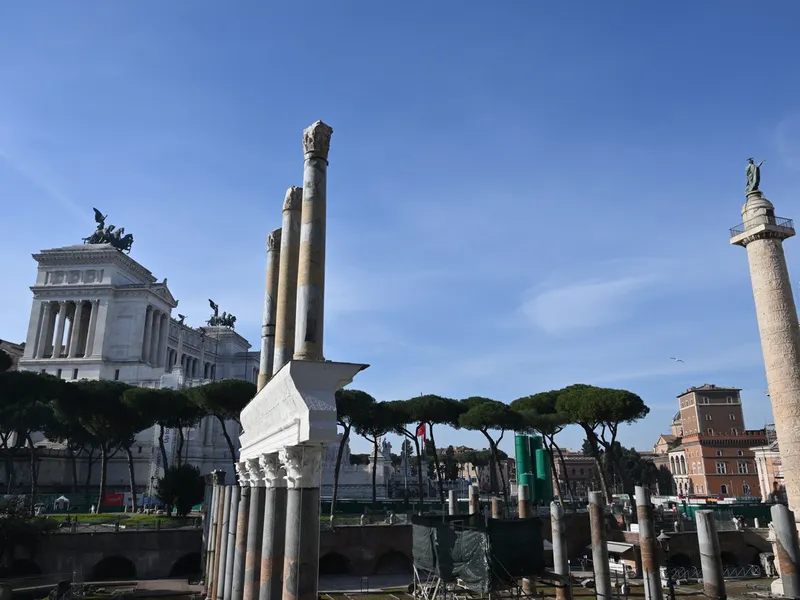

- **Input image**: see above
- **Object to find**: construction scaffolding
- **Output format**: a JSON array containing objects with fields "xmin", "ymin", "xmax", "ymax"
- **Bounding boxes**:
[{"xmin": 412, "ymin": 514, "xmax": 545, "ymax": 599}]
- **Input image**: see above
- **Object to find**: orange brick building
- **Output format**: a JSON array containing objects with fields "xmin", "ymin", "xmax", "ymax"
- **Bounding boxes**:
[{"xmin": 665, "ymin": 384, "xmax": 767, "ymax": 498}]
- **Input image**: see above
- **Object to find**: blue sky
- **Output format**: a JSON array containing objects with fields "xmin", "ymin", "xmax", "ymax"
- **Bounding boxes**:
[{"xmin": 2, "ymin": 2, "xmax": 800, "ymax": 457}]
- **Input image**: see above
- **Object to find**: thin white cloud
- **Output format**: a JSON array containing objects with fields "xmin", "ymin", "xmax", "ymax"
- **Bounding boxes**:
[{"xmin": 521, "ymin": 274, "xmax": 657, "ymax": 335}]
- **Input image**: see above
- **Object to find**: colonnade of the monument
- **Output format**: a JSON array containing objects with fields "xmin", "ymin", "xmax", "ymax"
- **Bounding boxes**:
[
  {"xmin": 33, "ymin": 299, "xmax": 101, "ymax": 359},
  {"xmin": 141, "ymin": 304, "xmax": 169, "ymax": 366}
]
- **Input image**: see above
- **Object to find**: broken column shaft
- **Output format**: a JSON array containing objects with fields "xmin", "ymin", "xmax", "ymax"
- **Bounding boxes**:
[
  {"xmin": 294, "ymin": 121, "xmax": 333, "ymax": 361},
  {"xmin": 550, "ymin": 502, "xmax": 571, "ymax": 600},
  {"xmin": 257, "ymin": 228, "xmax": 281, "ymax": 391},
  {"xmin": 272, "ymin": 187, "xmax": 302, "ymax": 374},
  {"xmin": 771, "ymin": 503, "xmax": 800, "ymax": 598},
  {"xmin": 696, "ymin": 510, "xmax": 726, "ymax": 600},
  {"xmin": 635, "ymin": 486, "xmax": 663, "ymax": 600},
  {"xmin": 588, "ymin": 491, "xmax": 612, "ymax": 600}
]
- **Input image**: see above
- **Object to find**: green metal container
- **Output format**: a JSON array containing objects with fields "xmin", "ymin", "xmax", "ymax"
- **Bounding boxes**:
[
  {"xmin": 527, "ymin": 436, "xmax": 542, "ymax": 502},
  {"xmin": 515, "ymin": 434, "xmax": 533, "ymax": 488},
  {"xmin": 535, "ymin": 448, "xmax": 553, "ymax": 504}
]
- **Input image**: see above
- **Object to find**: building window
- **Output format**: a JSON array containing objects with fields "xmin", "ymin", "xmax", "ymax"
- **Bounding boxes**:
[
  {"xmin": 692, "ymin": 463, "xmax": 697, "ymax": 474},
  {"xmin": 716, "ymin": 462, "xmax": 727, "ymax": 474},
  {"xmin": 702, "ymin": 397, "xmax": 710, "ymax": 404},
  {"xmin": 721, "ymin": 484, "xmax": 729, "ymax": 495},
  {"xmin": 738, "ymin": 462, "xmax": 749, "ymax": 474},
  {"xmin": 114, "ymin": 369, "xmax": 120, "ymax": 381},
  {"xmin": 138, "ymin": 446, "xmax": 142, "ymax": 454},
  {"xmin": 716, "ymin": 450, "xmax": 723, "ymax": 457},
  {"xmin": 40, "ymin": 369, "xmax": 46, "ymax": 374},
  {"xmin": 737, "ymin": 450, "xmax": 744, "ymax": 456},
  {"xmin": 729, "ymin": 414, "xmax": 736, "ymax": 421},
  {"xmin": 580, "ymin": 469, "xmax": 584, "ymax": 475},
  {"xmin": 697, "ymin": 462, "xmax": 703, "ymax": 473},
  {"xmin": 705, "ymin": 414, "xmax": 713, "ymax": 421},
  {"xmin": 72, "ymin": 368, "xmax": 78, "ymax": 380},
  {"xmin": 727, "ymin": 397, "xmax": 735, "ymax": 403},
  {"xmin": 731, "ymin": 428, "xmax": 738, "ymax": 435},
  {"xmin": 571, "ymin": 468, "xmax": 576, "ymax": 475},
  {"xmin": 56, "ymin": 368, "xmax": 62, "ymax": 378},
  {"xmin": 707, "ymin": 428, "xmax": 714, "ymax": 434}
]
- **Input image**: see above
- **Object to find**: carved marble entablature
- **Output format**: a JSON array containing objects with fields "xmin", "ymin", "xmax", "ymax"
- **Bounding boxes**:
[{"xmin": 45, "ymin": 269, "xmax": 104, "ymax": 285}]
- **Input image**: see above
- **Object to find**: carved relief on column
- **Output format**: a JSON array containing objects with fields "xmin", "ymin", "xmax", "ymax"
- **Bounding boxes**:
[
  {"xmin": 53, "ymin": 301, "xmax": 69, "ymax": 358},
  {"xmin": 35, "ymin": 301, "xmax": 53, "ymax": 359},
  {"xmin": 142, "ymin": 306, "xmax": 153, "ymax": 363},
  {"xmin": 279, "ymin": 445, "xmax": 324, "ymax": 489},
  {"xmin": 86, "ymin": 299, "xmax": 100, "ymax": 357},
  {"xmin": 260, "ymin": 453, "xmax": 286, "ymax": 489},
  {"xmin": 246, "ymin": 457, "xmax": 265, "ymax": 488},
  {"xmin": 67, "ymin": 301, "xmax": 85, "ymax": 358}
]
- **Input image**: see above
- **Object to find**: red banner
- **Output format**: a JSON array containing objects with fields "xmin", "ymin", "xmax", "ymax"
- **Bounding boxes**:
[{"xmin": 103, "ymin": 493, "xmax": 125, "ymax": 507}]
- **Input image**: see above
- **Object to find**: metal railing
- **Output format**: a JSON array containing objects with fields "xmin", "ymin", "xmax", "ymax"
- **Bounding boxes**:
[
  {"xmin": 45, "ymin": 517, "xmax": 201, "ymax": 533},
  {"xmin": 730, "ymin": 215, "xmax": 794, "ymax": 237},
  {"xmin": 664, "ymin": 564, "xmax": 761, "ymax": 580}
]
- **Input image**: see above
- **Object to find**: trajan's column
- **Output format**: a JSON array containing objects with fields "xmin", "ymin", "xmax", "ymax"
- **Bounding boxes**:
[{"xmin": 731, "ymin": 158, "xmax": 800, "ymax": 515}]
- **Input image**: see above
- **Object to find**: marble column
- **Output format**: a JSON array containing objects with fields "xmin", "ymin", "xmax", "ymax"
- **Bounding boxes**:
[
  {"xmin": 272, "ymin": 187, "xmax": 302, "ymax": 374},
  {"xmin": 204, "ymin": 480, "xmax": 218, "ymax": 585},
  {"xmin": 67, "ymin": 301, "xmax": 85, "ymax": 358},
  {"xmin": 280, "ymin": 444, "xmax": 324, "ymax": 600},
  {"xmin": 231, "ymin": 464, "xmax": 250, "ymax": 600},
  {"xmin": 64, "ymin": 304, "xmax": 75, "ymax": 358},
  {"xmin": 243, "ymin": 458, "xmax": 265, "ymax": 600},
  {"xmin": 206, "ymin": 470, "xmax": 226, "ymax": 590},
  {"xmin": 35, "ymin": 302, "xmax": 53, "ymax": 359},
  {"xmin": 223, "ymin": 485, "xmax": 241, "ymax": 600},
  {"xmin": 53, "ymin": 301, "xmax": 68, "ymax": 358},
  {"xmin": 213, "ymin": 485, "xmax": 233, "ymax": 600},
  {"xmin": 259, "ymin": 453, "xmax": 287, "ymax": 600},
  {"xmin": 294, "ymin": 121, "xmax": 333, "ymax": 362},
  {"xmin": 158, "ymin": 313, "xmax": 169, "ymax": 368},
  {"xmin": 86, "ymin": 299, "xmax": 99, "ymax": 357},
  {"xmin": 258, "ymin": 228, "xmax": 282, "ymax": 392},
  {"xmin": 199, "ymin": 335, "xmax": 207, "ymax": 377},
  {"xmin": 142, "ymin": 306, "xmax": 153, "ymax": 363},
  {"xmin": 150, "ymin": 311, "xmax": 162, "ymax": 366}
]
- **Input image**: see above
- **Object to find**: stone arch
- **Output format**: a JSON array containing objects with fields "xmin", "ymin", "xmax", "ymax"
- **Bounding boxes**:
[
  {"xmin": 91, "ymin": 555, "xmax": 137, "ymax": 581},
  {"xmin": 720, "ymin": 551, "xmax": 739, "ymax": 567},
  {"xmin": 666, "ymin": 553, "xmax": 695, "ymax": 568},
  {"xmin": 319, "ymin": 552, "xmax": 350, "ymax": 575},
  {"xmin": 9, "ymin": 558, "xmax": 42, "ymax": 577},
  {"xmin": 170, "ymin": 552, "xmax": 202, "ymax": 578},
  {"xmin": 373, "ymin": 550, "xmax": 412, "ymax": 575}
]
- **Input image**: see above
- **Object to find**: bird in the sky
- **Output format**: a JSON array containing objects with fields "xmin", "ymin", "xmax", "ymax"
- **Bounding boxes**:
[{"xmin": 670, "ymin": 357, "xmax": 684, "ymax": 363}]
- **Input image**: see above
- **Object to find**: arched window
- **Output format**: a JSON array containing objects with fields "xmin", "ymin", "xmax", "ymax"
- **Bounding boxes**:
[{"xmin": 720, "ymin": 484, "xmax": 729, "ymax": 496}]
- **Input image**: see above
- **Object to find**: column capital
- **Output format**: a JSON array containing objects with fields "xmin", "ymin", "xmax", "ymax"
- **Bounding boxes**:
[
  {"xmin": 245, "ymin": 457, "xmax": 264, "ymax": 488},
  {"xmin": 282, "ymin": 186, "xmax": 303, "ymax": 211},
  {"xmin": 279, "ymin": 444, "xmax": 324, "ymax": 489},
  {"xmin": 302, "ymin": 121, "xmax": 333, "ymax": 161},
  {"xmin": 212, "ymin": 470, "xmax": 227, "ymax": 485},
  {"xmin": 235, "ymin": 461, "xmax": 249, "ymax": 486},
  {"xmin": 267, "ymin": 228, "xmax": 282, "ymax": 251},
  {"xmin": 259, "ymin": 453, "xmax": 286, "ymax": 489}
]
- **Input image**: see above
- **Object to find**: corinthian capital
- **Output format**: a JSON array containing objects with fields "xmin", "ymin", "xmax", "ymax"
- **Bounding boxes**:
[
  {"xmin": 302, "ymin": 121, "xmax": 333, "ymax": 160},
  {"xmin": 282, "ymin": 186, "xmax": 303, "ymax": 211},
  {"xmin": 267, "ymin": 228, "xmax": 282, "ymax": 251},
  {"xmin": 259, "ymin": 453, "xmax": 286, "ymax": 489},
  {"xmin": 279, "ymin": 445, "xmax": 324, "ymax": 489},
  {"xmin": 235, "ymin": 461, "xmax": 250, "ymax": 486},
  {"xmin": 246, "ymin": 457, "xmax": 264, "ymax": 487}
]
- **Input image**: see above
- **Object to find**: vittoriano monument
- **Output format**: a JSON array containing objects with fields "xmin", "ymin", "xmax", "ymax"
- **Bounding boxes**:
[
  {"xmin": 82, "ymin": 207, "xmax": 134, "ymax": 253},
  {"xmin": 207, "ymin": 299, "xmax": 236, "ymax": 328}
]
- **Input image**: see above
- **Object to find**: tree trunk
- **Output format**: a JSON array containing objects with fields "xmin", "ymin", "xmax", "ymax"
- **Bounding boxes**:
[
  {"xmin": 480, "ymin": 431, "xmax": 499, "ymax": 495},
  {"xmin": 413, "ymin": 436, "xmax": 424, "ymax": 505},
  {"xmin": 543, "ymin": 438, "xmax": 563, "ymax": 503},
  {"xmin": 26, "ymin": 435, "xmax": 37, "ymax": 517},
  {"xmin": 70, "ymin": 448, "xmax": 79, "ymax": 493},
  {"xmin": 158, "ymin": 424, "xmax": 169, "ymax": 472},
  {"xmin": 215, "ymin": 415, "xmax": 237, "ymax": 472},
  {"xmin": 176, "ymin": 427, "xmax": 185, "ymax": 468},
  {"xmin": 371, "ymin": 437, "xmax": 378, "ymax": 507},
  {"xmin": 125, "ymin": 447, "xmax": 138, "ymax": 512},
  {"xmin": 428, "ymin": 425, "xmax": 445, "ymax": 504},
  {"xmin": 1, "ymin": 435, "xmax": 13, "ymax": 494},
  {"xmin": 584, "ymin": 430, "xmax": 611, "ymax": 502},
  {"xmin": 550, "ymin": 439, "xmax": 575, "ymax": 504},
  {"xmin": 84, "ymin": 448, "xmax": 98, "ymax": 495},
  {"xmin": 97, "ymin": 445, "xmax": 108, "ymax": 514},
  {"xmin": 331, "ymin": 425, "xmax": 350, "ymax": 519}
]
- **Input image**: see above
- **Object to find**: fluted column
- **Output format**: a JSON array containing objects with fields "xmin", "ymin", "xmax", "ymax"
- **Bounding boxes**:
[
  {"xmin": 86, "ymin": 299, "xmax": 99, "ymax": 358},
  {"xmin": 149, "ymin": 310, "xmax": 162, "ymax": 365},
  {"xmin": 293, "ymin": 121, "xmax": 333, "ymax": 361},
  {"xmin": 67, "ymin": 301, "xmax": 85, "ymax": 358},
  {"xmin": 272, "ymin": 187, "xmax": 302, "ymax": 374},
  {"xmin": 142, "ymin": 306, "xmax": 153, "ymax": 363},
  {"xmin": 224, "ymin": 484, "xmax": 241, "ymax": 600},
  {"xmin": 280, "ymin": 444, "xmax": 324, "ymax": 600},
  {"xmin": 35, "ymin": 302, "xmax": 53, "ymax": 359},
  {"xmin": 53, "ymin": 301, "xmax": 68, "ymax": 358},
  {"xmin": 258, "ymin": 228, "xmax": 282, "ymax": 392},
  {"xmin": 259, "ymin": 453, "xmax": 287, "ymax": 600},
  {"xmin": 243, "ymin": 458, "xmax": 265, "ymax": 600}
]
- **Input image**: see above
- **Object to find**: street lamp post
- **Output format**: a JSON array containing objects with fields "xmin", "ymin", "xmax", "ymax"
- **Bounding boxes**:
[{"xmin": 657, "ymin": 530, "xmax": 674, "ymax": 600}]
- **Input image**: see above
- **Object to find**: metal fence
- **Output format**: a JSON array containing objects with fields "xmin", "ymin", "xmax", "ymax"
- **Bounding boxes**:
[
  {"xmin": 44, "ymin": 517, "xmax": 201, "ymax": 533},
  {"xmin": 665, "ymin": 564, "xmax": 762, "ymax": 580}
]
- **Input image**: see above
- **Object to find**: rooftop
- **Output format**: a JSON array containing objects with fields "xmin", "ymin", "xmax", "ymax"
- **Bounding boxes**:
[{"xmin": 677, "ymin": 384, "xmax": 741, "ymax": 397}]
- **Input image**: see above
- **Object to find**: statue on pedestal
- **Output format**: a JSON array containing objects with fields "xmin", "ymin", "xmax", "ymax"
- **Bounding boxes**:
[
  {"xmin": 82, "ymin": 207, "xmax": 134, "ymax": 253},
  {"xmin": 746, "ymin": 158, "xmax": 766, "ymax": 194}
]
